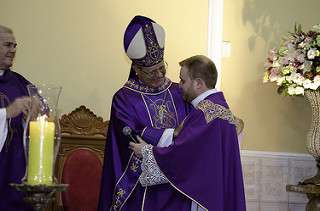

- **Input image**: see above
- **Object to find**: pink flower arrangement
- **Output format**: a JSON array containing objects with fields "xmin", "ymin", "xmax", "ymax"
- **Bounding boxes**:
[{"xmin": 263, "ymin": 24, "xmax": 320, "ymax": 95}]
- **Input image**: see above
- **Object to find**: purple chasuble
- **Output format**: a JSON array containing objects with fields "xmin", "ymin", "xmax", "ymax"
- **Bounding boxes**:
[
  {"xmin": 152, "ymin": 92, "xmax": 246, "ymax": 211},
  {"xmin": 0, "ymin": 70, "xmax": 33, "ymax": 211},
  {"xmin": 98, "ymin": 76, "xmax": 192, "ymax": 211}
]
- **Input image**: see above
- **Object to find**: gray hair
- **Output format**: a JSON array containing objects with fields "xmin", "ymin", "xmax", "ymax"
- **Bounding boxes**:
[{"xmin": 0, "ymin": 25, "xmax": 13, "ymax": 34}]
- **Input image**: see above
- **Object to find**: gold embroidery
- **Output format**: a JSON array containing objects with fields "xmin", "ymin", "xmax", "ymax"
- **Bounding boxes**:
[
  {"xmin": 152, "ymin": 104, "xmax": 176, "ymax": 128},
  {"xmin": 142, "ymin": 91, "xmax": 177, "ymax": 128},
  {"xmin": 112, "ymin": 188, "xmax": 126, "ymax": 210},
  {"xmin": 130, "ymin": 155, "xmax": 142, "ymax": 172},
  {"xmin": 111, "ymin": 153, "xmax": 141, "ymax": 211},
  {"xmin": 197, "ymin": 100, "xmax": 236, "ymax": 125},
  {"xmin": 117, "ymin": 188, "xmax": 126, "ymax": 197},
  {"xmin": 130, "ymin": 162, "xmax": 138, "ymax": 172},
  {"xmin": 158, "ymin": 104, "xmax": 167, "ymax": 124},
  {"xmin": 132, "ymin": 23, "xmax": 164, "ymax": 67},
  {"xmin": 124, "ymin": 78, "xmax": 171, "ymax": 94}
]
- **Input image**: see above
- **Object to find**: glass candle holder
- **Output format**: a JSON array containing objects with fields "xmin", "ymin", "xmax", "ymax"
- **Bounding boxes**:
[{"xmin": 23, "ymin": 84, "xmax": 62, "ymax": 185}]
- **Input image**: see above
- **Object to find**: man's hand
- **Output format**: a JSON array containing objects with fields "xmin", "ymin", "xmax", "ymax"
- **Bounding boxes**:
[
  {"xmin": 29, "ymin": 96, "xmax": 42, "ymax": 120},
  {"xmin": 129, "ymin": 136, "xmax": 147, "ymax": 158},
  {"xmin": 234, "ymin": 116, "xmax": 244, "ymax": 135},
  {"xmin": 173, "ymin": 119, "xmax": 185, "ymax": 138},
  {"xmin": 6, "ymin": 97, "xmax": 31, "ymax": 118}
]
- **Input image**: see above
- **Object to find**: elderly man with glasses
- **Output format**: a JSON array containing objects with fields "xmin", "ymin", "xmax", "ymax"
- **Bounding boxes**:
[
  {"xmin": 0, "ymin": 24, "xmax": 33, "ymax": 211},
  {"xmin": 98, "ymin": 16, "xmax": 192, "ymax": 211}
]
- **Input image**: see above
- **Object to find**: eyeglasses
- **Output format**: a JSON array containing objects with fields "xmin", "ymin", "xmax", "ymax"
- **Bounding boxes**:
[
  {"xmin": 136, "ymin": 62, "xmax": 168, "ymax": 79},
  {"xmin": 3, "ymin": 42, "xmax": 17, "ymax": 49}
]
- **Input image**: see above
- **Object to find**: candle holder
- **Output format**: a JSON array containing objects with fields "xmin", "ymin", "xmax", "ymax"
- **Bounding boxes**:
[
  {"xmin": 10, "ymin": 183, "xmax": 68, "ymax": 211},
  {"xmin": 23, "ymin": 84, "xmax": 62, "ymax": 185},
  {"xmin": 16, "ymin": 84, "xmax": 67, "ymax": 211}
]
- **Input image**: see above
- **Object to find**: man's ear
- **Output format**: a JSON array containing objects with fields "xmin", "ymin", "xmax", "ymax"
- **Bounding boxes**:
[{"xmin": 193, "ymin": 78, "xmax": 205, "ymax": 89}]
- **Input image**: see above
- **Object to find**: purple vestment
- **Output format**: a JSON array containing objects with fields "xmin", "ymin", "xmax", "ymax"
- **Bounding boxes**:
[
  {"xmin": 149, "ymin": 92, "xmax": 246, "ymax": 211},
  {"xmin": 98, "ymin": 75, "xmax": 192, "ymax": 211},
  {"xmin": 0, "ymin": 70, "xmax": 33, "ymax": 211}
]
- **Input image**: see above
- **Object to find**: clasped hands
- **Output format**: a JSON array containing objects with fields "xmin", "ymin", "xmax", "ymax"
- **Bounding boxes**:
[
  {"xmin": 129, "ymin": 136, "xmax": 147, "ymax": 158},
  {"xmin": 129, "ymin": 123, "xmax": 184, "ymax": 157}
]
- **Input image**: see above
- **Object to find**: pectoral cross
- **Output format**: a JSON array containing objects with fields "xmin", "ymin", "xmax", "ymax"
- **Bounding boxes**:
[{"xmin": 158, "ymin": 104, "xmax": 167, "ymax": 124}]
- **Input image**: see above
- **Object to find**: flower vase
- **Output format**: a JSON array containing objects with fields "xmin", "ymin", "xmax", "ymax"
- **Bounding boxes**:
[{"xmin": 303, "ymin": 90, "xmax": 320, "ymax": 184}]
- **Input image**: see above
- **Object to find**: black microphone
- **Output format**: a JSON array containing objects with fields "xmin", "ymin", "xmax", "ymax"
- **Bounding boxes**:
[{"xmin": 122, "ymin": 126, "xmax": 139, "ymax": 143}]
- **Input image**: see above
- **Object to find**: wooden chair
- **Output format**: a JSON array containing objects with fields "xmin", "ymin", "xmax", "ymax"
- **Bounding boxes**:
[{"xmin": 54, "ymin": 105, "xmax": 108, "ymax": 211}]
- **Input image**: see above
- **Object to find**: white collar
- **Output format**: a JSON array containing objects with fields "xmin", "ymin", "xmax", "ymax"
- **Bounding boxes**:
[
  {"xmin": 0, "ymin": 70, "xmax": 4, "ymax": 76},
  {"xmin": 191, "ymin": 89, "xmax": 219, "ymax": 108}
]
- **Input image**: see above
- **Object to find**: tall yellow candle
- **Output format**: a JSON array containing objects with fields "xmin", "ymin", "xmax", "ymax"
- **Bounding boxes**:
[{"xmin": 27, "ymin": 116, "xmax": 55, "ymax": 185}]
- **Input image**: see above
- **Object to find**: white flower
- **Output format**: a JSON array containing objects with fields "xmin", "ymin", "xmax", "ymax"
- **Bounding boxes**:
[
  {"xmin": 287, "ymin": 86, "xmax": 295, "ymax": 95},
  {"xmin": 310, "ymin": 83, "xmax": 319, "ymax": 90},
  {"xmin": 276, "ymin": 77, "xmax": 285, "ymax": 85},
  {"xmin": 285, "ymin": 75, "xmax": 293, "ymax": 83},
  {"xmin": 298, "ymin": 42, "xmax": 305, "ymax": 48},
  {"xmin": 303, "ymin": 78, "xmax": 320, "ymax": 90},
  {"xmin": 272, "ymin": 61, "xmax": 281, "ymax": 68},
  {"xmin": 288, "ymin": 85, "xmax": 304, "ymax": 95},
  {"xmin": 269, "ymin": 74, "xmax": 279, "ymax": 82},
  {"xmin": 310, "ymin": 75, "xmax": 320, "ymax": 90},
  {"xmin": 303, "ymin": 79, "xmax": 313, "ymax": 89},
  {"xmin": 291, "ymin": 72, "xmax": 304, "ymax": 85},
  {"xmin": 295, "ymin": 86, "xmax": 304, "ymax": 95},
  {"xmin": 297, "ymin": 64, "xmax": 304, "ymax": 70},
  {"xmin": 307, "ymin": 48, "xmax": 318, "ymax": 59},
  {"xmin": 263, "ymin": 24, "xmax": 320, "ymax": 96},
  {"xmin": 314, "ymin": 75, "xmax": 320, "ymax": 83}
]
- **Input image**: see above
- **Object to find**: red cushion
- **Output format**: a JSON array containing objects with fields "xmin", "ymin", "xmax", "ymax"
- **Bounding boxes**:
[{"xmin": 61, "ymin": 148, "xmax": 102, "ymax": 211}]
